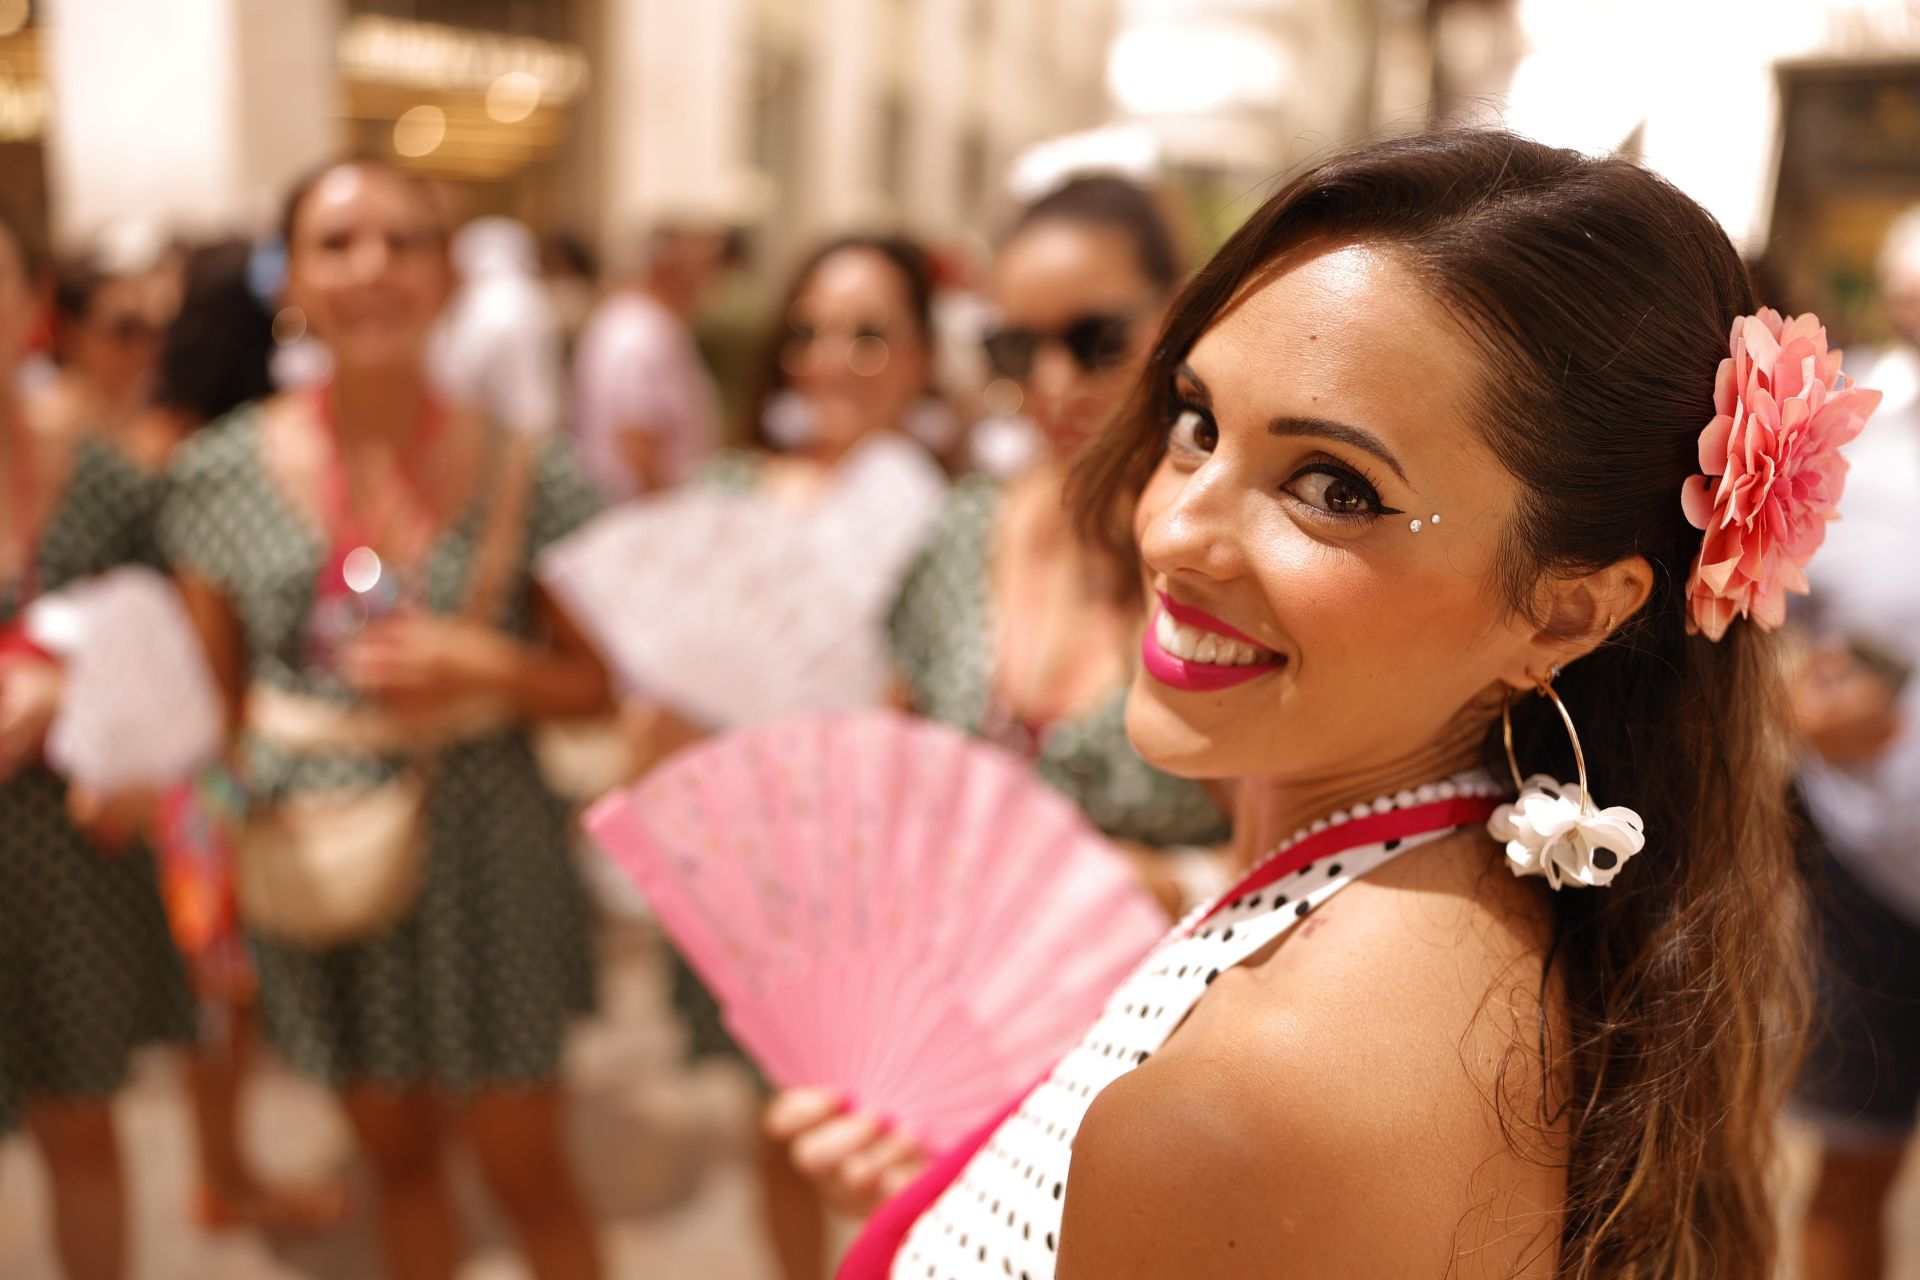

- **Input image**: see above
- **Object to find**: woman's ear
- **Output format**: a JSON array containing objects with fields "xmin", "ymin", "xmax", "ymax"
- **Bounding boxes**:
[{"xmin": 1499, "ymin": 555, "xmax": 1655, "ymax": 690}]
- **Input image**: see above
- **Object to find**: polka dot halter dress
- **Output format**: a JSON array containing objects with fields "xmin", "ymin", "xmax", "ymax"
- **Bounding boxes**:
[{"xmin": 883, "ymin": 772, "xmax": 1506, "ymax": 1280}]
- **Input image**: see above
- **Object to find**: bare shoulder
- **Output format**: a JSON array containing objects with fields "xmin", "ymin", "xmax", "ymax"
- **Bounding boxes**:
[{"xmin": 1058, "ymin": 831, "xmax": 1565, "ymax": 1280}]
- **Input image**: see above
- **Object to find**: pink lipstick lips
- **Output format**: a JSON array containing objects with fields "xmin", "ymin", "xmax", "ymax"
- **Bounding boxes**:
[
  {"xmin": 1142, "ymin": 591, "xmax": 1286, "ymax": 692},
  {"xmin": 1156, "ymin": 592, "xmax": 1266, "ymax": 648}
]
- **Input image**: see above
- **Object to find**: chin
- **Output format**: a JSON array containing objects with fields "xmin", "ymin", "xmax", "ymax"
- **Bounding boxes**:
[
  {"xmin": 1122, "ymin": 673, "xmax": 1243, "ymax": 780},
  {"xmin": 335, "ymin": 339, "xmax": 426, "ymax": 372}
]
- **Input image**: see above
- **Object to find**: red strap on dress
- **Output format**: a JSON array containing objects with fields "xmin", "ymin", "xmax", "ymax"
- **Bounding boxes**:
[{"xmin": 1185, "ymin": 795, "xmax": 1499, "ymax": 934}]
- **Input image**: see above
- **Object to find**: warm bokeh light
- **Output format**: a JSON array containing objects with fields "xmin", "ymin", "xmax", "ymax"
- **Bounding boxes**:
[
  {"xmin": 982, "ymin": 378, "xmax": 1024, "ymax": 417},
  {"xmin": 485, "ymin": 70, "xmax": 541, "ymax": 124},
  {"xmin": 391, "ymin": 103, "xmax": 446, "ymax": 158}
]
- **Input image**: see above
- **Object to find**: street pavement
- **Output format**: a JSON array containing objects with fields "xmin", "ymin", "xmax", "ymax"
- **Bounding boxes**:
[
  {"xmin": 3, "ymin": 911, "xmax": 1918, "ymax": 1279},
  {"xmin": 0, "ymin": 913, "xmax": 783, "ymax": 1280}
]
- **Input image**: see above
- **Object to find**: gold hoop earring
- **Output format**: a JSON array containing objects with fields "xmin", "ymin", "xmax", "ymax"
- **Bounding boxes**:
[
  {"xmin": 1501, "ymin": 670, "xmax": 1591, "ymax": 817},
  {"xmin": 1490, "ymin": 669, "xmax": 1645, "ymax": 890}
]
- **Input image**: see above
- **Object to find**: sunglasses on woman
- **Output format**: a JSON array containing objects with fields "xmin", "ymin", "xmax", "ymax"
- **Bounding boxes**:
[{"xmin": 982, "ymin": 309, "xmax": 1142, "ymax": 381}]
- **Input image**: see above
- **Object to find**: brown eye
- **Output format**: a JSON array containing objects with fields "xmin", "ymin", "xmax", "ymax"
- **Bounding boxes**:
[
  {"xmin": 1169, "ymin": 408, "xmax": 1216, "ymax": 454},
  {"xmin": 1285, "ymin": 466, "xmax": 1384, "ymax": 518},
  {"xmin": 1325, "ymin": 478, "xmax": 1367, "ymax": 512}
]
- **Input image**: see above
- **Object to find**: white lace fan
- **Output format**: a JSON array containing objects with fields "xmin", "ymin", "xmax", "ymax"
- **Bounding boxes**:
[
  {"xmin": 585, "ymin": 709, "xmax": 1170, "ymax": 1150},
  {"xmin": 26, "ymin": 567, "xmax": 226, "ymax": 792},
  {"xmin": 538, "ymin": 436, "xmax": 946, "ymax": 730}
]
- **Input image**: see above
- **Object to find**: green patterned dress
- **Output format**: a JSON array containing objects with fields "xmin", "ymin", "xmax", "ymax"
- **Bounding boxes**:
[
  {"xmin": 887, "ymin": 476, "xmax": 1230, "ymax": 848},
  {"xmin": 159, "ymin": 409, "xmax": 603, "ymax": 1094},
  {"xmin": 0, "ymin": 440, "xmax": 196, "ymax": 1134}
]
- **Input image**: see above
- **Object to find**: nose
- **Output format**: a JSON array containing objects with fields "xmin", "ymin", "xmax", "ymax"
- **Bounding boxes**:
[
  {"xmin": 800, "ymin": 332, "xmax": 853, "ymax": 384},
  {"xmin": 1024, "ymin": 342, "xmax": 1082, "ymax": 423},
  {"xmin": 347, "ymin": 233, "xmax": 394, "ymax": 285},
  {"xmin": 1138, "ymin": 454, "xmax": 1246, "ymax": 585}
]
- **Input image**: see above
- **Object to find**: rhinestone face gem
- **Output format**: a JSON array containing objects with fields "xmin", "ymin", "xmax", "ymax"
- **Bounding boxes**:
[
  {"xmin": 1409, "ymin": 518, "xmax": 1423, "ymax": 533},
  {"xmin": 1431, "ymin": 513, "xmax": 1442, "ymax": 524}
]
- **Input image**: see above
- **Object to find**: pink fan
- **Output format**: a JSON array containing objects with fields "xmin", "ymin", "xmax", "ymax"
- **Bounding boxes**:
[{"xmin": 585, "ymin": 709, "xmax": 1170, "ymax": 1150}]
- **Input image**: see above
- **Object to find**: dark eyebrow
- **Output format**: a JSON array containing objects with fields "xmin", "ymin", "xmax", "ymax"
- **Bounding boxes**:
[
  {"xmin": 1173, "ymin": 361, "xmax": 1212, "ymax": 406},
  {"xmin": 1268, "ymin": 416, "xmax": 1409, "ymax": 485},
  {"xmin": 1175, "ymin": 361, "xmax": 1409, "ymax": 485}
]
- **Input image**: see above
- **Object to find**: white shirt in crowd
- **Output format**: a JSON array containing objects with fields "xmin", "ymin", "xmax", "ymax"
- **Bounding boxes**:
[
  {"xmin": 572, "ymin": 290, "xmax": 720, "ymax": 500},
  {"xmin": 433, "ymin": 217, "xmax": 566, "ymax": 437}
]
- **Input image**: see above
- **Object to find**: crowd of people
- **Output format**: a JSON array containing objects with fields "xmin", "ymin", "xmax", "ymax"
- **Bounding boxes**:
[{"xmin": 1, "ymin": 126, "xmax": 1917, "ymax": 1280}]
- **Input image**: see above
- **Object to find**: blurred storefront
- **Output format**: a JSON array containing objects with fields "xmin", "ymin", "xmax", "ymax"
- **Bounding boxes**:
[
  {"xmin": 14, "ymin": 0, "xmax": 1119, "ymax": 282},
  {"xmin": 0, "ymin": 1, "xmax": 50, "ymax": 251},
  {"xmin": 13, "ymin": 0, "xmax": 1916, "ymax": 314},
  {"xmin": 1771, "ymin": 56, "xmax": 1920, "ymax": 345},
  {"xmin": 568, "ymin": 0, "xmax": 1121, "ymax": 272},
  {"xmin": 1486, "ymin": 0, "xmax": 1920, "ymax": 340},
  {"xmin": 335, "ymin": 3, "xmax": 591, "ymax": 230}
]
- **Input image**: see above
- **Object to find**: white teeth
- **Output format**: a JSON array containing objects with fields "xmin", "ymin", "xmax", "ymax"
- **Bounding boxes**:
[
  {"xmin": 1153, "ymin": 609, "xmax": 1175, "ymax": 648},
  {"xmin": 1155, "ymin": 610, "xmax": 1278, "ymax": 667}
]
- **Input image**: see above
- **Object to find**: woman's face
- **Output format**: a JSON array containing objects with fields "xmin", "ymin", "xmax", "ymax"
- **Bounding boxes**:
[
  {"xmin": 68, "ymin": 272, "xmax": 167, "ymax": 401},
  {"xmin": 1129, "ymin": 243, "xmax": 1543, "ymax": 784},
  {"xmin": 781, "ymin": 248, "xmax": 930, "ymax": 451},
  {"xmin": 285, "ymin": 165, "xmax": 450, "ymax": 374},
  {"xmin": 989, "ymin": 219, "xmax": 1164, "ymax": 457}
]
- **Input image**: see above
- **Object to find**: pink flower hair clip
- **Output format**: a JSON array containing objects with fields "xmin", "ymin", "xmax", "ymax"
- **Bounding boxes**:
[{"xmin": 1680, "ymin": 309, "xmax": 1882, "ymax": 641}]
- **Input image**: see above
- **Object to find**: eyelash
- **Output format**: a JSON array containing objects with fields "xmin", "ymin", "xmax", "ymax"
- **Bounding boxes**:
[{"xmin": 1163, "ymin": 399, "xmax": 1401, "ymax": 521}]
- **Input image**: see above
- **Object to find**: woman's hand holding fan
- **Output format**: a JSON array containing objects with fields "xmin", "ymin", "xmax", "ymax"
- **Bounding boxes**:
[
  {"xmin": 585, "ymin": 709, "xmax": 1172, "ymax": 1152},
  {"xmin": 765, "ymin": 1087, "xmax": 929, "ymax": 1216}
]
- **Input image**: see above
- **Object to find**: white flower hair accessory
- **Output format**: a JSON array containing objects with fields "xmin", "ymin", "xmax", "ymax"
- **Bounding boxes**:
[{"xmin": 1489, "ymin": 673, "xmax": 1646, "ymax": 891}]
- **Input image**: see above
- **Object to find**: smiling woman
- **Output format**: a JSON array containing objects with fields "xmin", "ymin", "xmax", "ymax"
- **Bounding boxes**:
[
  {"xmin": 1064, "ymin": 127, "xmax": 1826, "ymax": 1278},
  {"xmin": 784, "ymin": 127, "xmax": 1864, "ymax": 1280},
  {"xmin": 161, "ymin": 158, "xmax": 612, "ymax": 1280}
]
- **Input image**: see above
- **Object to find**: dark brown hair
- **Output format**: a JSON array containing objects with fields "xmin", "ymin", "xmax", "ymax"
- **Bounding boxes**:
[
  {"xmin": 741, "ymin": 234, "xmax": 937, "ymax": 452},
  {"xmin": 278, "ymin": 157, "xmax": 447, "ymax": 249},
  {"xmin": 1008, "ymin": 175, "xmax": 1184, "ymax": 292},
  {"xmin": 1075, "ymin": 128, "xmax": 1803, "ymax": 1277},
  {"xmin": 0, "ymin": 204, "xmax": 37, "ymax": 283},
  {"xmin": 154, "ymin": 238, "xmax": 274, "ymax": 425}
]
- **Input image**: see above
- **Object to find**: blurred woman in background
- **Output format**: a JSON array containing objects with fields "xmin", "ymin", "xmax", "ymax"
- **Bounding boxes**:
[
  {"xmin": 0, "ymin": 208, "xmax": 197, "ymax": 1280},
  {"xmin": 727, "ymin": 234, "xmax": 947, "ymax": 499},
  {"xmin": 161, "ymin": 159, "xmax": 611, "ymax": 1280},
  {"xmin": 651, "ymin": 233, "xmax": 949, "ymax": 1280},
  {"xmin": 38, "ymin": 239, "xmax": 172, "ymax": 440},
  {"xmin": 888, "ymin": 177, "xmax": 1230, "ymax": 912}
]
